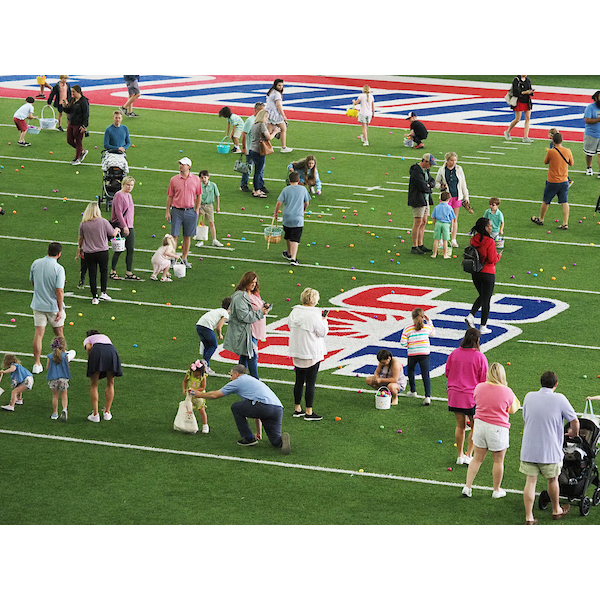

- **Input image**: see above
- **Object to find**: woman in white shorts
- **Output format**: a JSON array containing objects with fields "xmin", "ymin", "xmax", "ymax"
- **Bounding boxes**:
[
  {"xmin": 265, "ymin": 79, "xmax": 292, "ymax": 153},
  {"xmin": 352, "ymin": 85, "xmax": 375, "ymax": 146},
  {"xmin": 462, "ymin": 362, "xmax": 520, "ymax": 499}
]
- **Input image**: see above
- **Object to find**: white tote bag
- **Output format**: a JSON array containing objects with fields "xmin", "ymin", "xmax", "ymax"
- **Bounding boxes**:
[{"xmin": 173, "ymin": 397, "xmax": 199, "ymax": 433}]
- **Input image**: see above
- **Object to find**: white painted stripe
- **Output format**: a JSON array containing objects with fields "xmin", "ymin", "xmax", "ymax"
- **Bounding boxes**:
[
  {"xmin": 0, "ymin": 428, "xmax": 520, "ymax": 494},
  {"xmin": 518, "ymin": 340, "xmax": 600, "ymax": 351},
  {"xmin": 490, "ymin": 146, "xmax": 517, "ymax": 150},
  {"xmin": 0, "ymin": 324, "xmax": 16, "ymax": 328},
  {"xmin": 462, "ymin": 155, "xmax": 490, "ymax": 160},
  {"xmin": 6, "ymin": 312, "xmax": 33, "ymax": 318},
  {"xmin": 477, "ymin": 151, "xmax": 505, "ymax": 155},
  {"xmin": 354, "ymin": 193, "xmax": 384, "ymax": 197}
]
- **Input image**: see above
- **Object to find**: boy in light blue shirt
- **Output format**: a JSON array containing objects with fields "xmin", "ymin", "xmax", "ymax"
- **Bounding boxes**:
[{"xmin": 430, "ymin": 191, "xmax": 456, "ymax": 259}]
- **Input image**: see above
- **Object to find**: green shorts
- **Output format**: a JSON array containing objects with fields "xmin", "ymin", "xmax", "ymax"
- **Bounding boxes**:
[{"xmin": 433, "ymin": 221, "xmax": 451, "ymax": 241}]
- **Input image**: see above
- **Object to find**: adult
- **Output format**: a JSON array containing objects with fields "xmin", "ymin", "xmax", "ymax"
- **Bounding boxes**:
[
  {"xmin": 248, "ymin": 277, "xmax": 267, "ymax": 376},
  {"xmin": 464, "ymin": 218, "xmax": 501, "ymax": 334},
  {"xmin": 78, "ymin": 202, "xmax": 120, "ymax": 305},
  {"xmin": 583, "ymin": 90, "xmax": 600, "ymax": 177},
  {"xmin": 435, "ymin": 152, "xmax": 472, "ymax": 248},
  {"xmin": 405, "ymin": 111, "xmax": 428, "ymax": 149},
  {"xmin": 273, "ymin": 171, "xmax": 311, "ymax": 266},
  {"xmin": 365, "ymin": 349, "xmax": 407, "ymax": 406},
  {"xmin": 265, "ymin": 78, "xmax": 292, "ymax": 153},
  {"xmin": 189, "ymin": 364, "xmax": 291, "ymax": 453},
  {"xmin": 104, "ymin": 110, "xmax": 131, "ymax": 155},
  {"xmin": 504, "ymin": 75, "xmax": 534, "ymax": 143},
  {"xmin": 61, "ymin": 84, "xmax": 89, "ymax": 166},
  {"xmin": 120, "ymin": 76, "xmax": 140, "ymax": 117},
  {"xmin": 248, "ymin": 109, "xmax": 280, "ymax": 198},
  {"xmin": 288, "ymin": 287, "xmax": 329, "ymax": 420},
  {"xmin": 239, "ymin": 101, "xmax": 264, "ymax": 193},
  {"xmin": 352, "ymin": 84, "xmax": 375, "ymax": 146},
  {"xmin": 165, "ymin": 157, "xmax": 202, "ymax": 268},
  {"xmin": 109, "ymin": 176, "xmax": 140, "ymax": 280},
  {"xmin": 223, "ymin": 272, "xmax": 271, "ymax": 379},
  {"xmin": 531, "ymin": 132, "xmax": 573, "ymax": 229},
  {"xmin": 83, "ymin": 329, "xmax": 122, "ymax": 422},
  {"xmin": 445, "ymin": 328, "xmax": 488, "ymax": 466},
  {"xmin": 520, "ymin": 371, "xmax": 579, "ymax": 524},
  {"xmin": 47, "ymin": 75, "xmax": 71, "ymax": 132},
  {"xmin": 30, "ymin": 242, "xmax": 66, "ymax": 374},
  {"xmin": 287, "ymin": 155, "xmax": 322, "ymax": 195},
  {"xmin": 462, "ymin": 362, "xmax": 520, "ymax": 499},
  {"xmin": 407, "ymin": 153, "xmax": 436, "ymax": 254}
]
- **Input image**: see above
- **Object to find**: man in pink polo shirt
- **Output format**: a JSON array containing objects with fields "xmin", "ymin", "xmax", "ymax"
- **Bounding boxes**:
[{"xmin": 166, "ymin": 157, "xmax": 202, "ymax": 268}]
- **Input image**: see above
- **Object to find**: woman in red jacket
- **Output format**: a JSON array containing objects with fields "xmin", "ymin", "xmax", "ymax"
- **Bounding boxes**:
[{"xmin": 464, "ymin": 218, "xmax": 502, "ymax": 334}]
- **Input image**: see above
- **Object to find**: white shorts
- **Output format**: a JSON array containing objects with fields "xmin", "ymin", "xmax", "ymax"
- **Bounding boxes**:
[
  {"xmin": 358, "ymin": 114, "xmax": 372, "ymax": 124},
  {"xmin": 16, "ymin": 376, "xmax": 34, "ymax": 390},
  {"xmin": 472, "ymin": 418, "xmax": 510, "ymax": 452},
  {"xmin": 33, "ymin": 309, "xmax": 65, "ymax": 328}
]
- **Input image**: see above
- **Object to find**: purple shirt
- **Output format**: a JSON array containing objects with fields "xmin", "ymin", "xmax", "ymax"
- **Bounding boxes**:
[
  {"xmin": 110, "ymin": 190, "xmax": 134, "ymax": 229},
  {"xmin": 445, "ymin": 347, "xmax": 488, "ymax": 410},
  {"xmin": 79, "ymin": 218, "xmax": 116, "ymax": 253}
]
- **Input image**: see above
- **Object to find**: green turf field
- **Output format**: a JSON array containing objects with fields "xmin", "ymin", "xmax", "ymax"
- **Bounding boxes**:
[{"xmin": 1, "ymin": 83, "xmax": 600, "ymax": 527}]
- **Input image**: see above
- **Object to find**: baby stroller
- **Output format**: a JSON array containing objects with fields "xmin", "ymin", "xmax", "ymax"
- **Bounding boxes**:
[
  {"xmin": 538, "ymin": 412, "xmax": 600, "ymax": 516},
  {"xmin": 99, "ymin": 150, "xmax": 129, "ymax": 212}
]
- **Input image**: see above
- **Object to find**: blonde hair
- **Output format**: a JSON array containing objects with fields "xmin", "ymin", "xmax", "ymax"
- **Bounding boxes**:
[
  {"xmin": 255, "ymin": 109, "xmax": 268, "ymax": 123},
  {"xmin": 162, "ymin": 234, "xmax": 175, "ymax": 249},
  {"xmin": 548, "ymin": 127, "xmax": 559, "ymax": 137},
  {"xmin": 81, "ymin": 202, "xmax": 101, "ymax": 222},
  {"xmin": 412, "ymin": 308, "xmax": 425, "ymax": 331},
  {"xmin": 121, "ymin": 176, "xmax": 135, "ymax": 186},
  {"xmin": 300, "ymin": 287, "xmax": 320, "ymax": 306},
  {"xmin": 444, "ymin": 151, "xmax": 458, "ymax": 163},
  {"xmin": 487, "ymin": 362, "xmax": 507, "ymax": 386},
  {"xmin": 489, "ymin": 197, "xmax": 501, "ymax": 206},
  {"xmin": 362, "ymin": 85, "xmax": 371, "ymax": 94},
  {"xmin": 51, "ymin": 336, "xmax": 67, "ymax": 364}
]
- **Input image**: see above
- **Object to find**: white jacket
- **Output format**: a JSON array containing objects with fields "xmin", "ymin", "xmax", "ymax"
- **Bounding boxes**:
[
  {"xmin": 434, "ymin": 164, "xmax": 469, "ymax": 202},
  {"xmin": 287, "ymin": 305, "xmax": 328, "ymax": 361}
]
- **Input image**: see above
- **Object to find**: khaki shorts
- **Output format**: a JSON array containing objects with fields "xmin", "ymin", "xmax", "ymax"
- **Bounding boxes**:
[
  {"xmin": 33, "ymin": 309, "xmax": 65, "ymax": 328},
  {"xmin": 199, "ymin": 204, "xmax": 215, "ymax": 223},
  {"xmin": 519, "ymin": 460, "xmax": 562, "ymax": 479},
  {"xmin": 411, "ymin": 205, "xmax": 430, "ymax": 219}
]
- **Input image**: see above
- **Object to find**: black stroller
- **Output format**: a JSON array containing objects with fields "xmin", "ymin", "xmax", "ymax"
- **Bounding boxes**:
[
  {"xmin": 538, "ymin": 412, "xmax": 600, "ymax": 516},
  {"xmin": 99, "ymin": 150, "xmax": 128, "ymax": 212}
]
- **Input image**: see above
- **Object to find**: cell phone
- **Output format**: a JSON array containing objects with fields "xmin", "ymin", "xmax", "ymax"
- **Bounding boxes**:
[
  {"xmin": 264, "ymin": 303, "xmax": 272, "ymax": 310},
  {"xmin": 322, "ymin": 310, "xmax": 329, "ymax": 317}
]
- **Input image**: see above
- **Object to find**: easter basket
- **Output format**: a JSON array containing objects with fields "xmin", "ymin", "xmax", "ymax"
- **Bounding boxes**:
[
  {"xmin": 27, "ymin": 125, "xmax": 41, "ymax": 134},
  {"xmin": 264, "ymin": 225, "xmax": 283, "ymax": 244},
  {"xmin": 195, "ymin": 225, "xmax": 209, "ymax": 241},
  {"xmin": 346, "ymin": 107, "xmax": 358, "ymax": 118},
  {"xmin": 495, "ymin": 236, "xmax": 505, "ymax": 250},
  {"xmin": 39, "ymin": 104, "xmax": 58, "ymax": 130},
  {"xmin": 375, "ymin": 386, "xmax": 392, "ymax": 410},
  {"xmin": 173, "ymin": 259, "xmax": 187, "ymax": 278},
  {"xmin": 217, "ymin": 136, "xmax": 231, "ymax": 154},
  {"xmin": 173, "ymin": 397, "xmax": 199, "ymax": 433},
  {"xmin": 111, "ymin": 234, "xmax": 126, "ymax": 252}
]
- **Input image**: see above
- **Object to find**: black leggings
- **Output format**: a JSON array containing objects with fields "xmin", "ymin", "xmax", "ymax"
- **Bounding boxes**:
[
  {"xmin": 470, "ymin": 272, "xmax": 495, "ymax": 325},
  {"xmin": 111, "ymin": 228, "xmax": 135, "ymax": 272},
  {"xmin": 293, "ymin": 361, "xmax": 320, "ymax": 408},
  {"xmin": 84, "ymin": 250, "xmax": 109, "ymax": 298}
]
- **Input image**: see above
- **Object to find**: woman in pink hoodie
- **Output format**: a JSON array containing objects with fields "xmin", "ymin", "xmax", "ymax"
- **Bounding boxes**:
[{"xmin": 464, "ymin": 218, "xmax": 502, "ymax": 334}]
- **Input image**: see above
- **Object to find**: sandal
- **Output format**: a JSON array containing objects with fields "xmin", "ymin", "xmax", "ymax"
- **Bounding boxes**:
[
  {"xmin": 252, "ymin": 191, "xmax": 267, "ymax": 198},
  {"xmin": 558, "ymin": 224, "xmax": 569, "ymax": 230},
  {"xmin": 531, "ymin": 216, "xmax": 543, "ymax": 225},
  {"xmin": 109, "ymin": 271, "xmax": 120, "ymax": 279},
  {"xmin": 125, "ymin": 273, "xmax": 141, "ymax": 280}
]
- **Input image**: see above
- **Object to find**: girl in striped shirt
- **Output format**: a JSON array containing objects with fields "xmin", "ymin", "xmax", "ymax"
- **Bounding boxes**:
[{"xmin": 400, "ymin": 308, "xmax": 435, "ymax": 406}]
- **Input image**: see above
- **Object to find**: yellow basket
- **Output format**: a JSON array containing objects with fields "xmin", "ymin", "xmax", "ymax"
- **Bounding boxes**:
[{"xmin": 346, "ymin": 107, "xmax": 359, "ymax": 117}]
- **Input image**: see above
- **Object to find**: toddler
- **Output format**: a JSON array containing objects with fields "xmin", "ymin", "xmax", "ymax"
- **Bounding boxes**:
[
  {"xmin": 196, "ymin": 170, "xmax": 223, "ymax": 247},
  {"xmin": 196, "ymin": 297, "xmax": 231, "ymax": 374},
  {"xmin": 13, "ymin": 97, "xmax": 39, "ymax": 147},
  {"xmin": 431, "ymin": 191, "xmax": 456, "ymax": 259},
  {"xmin": 218, "ymin": 106, "xmax": 244, "ymax": 153},
  {"xmin": 184, "ymin": 359, "xmax": 209, "ymax": 433},
  {"xmin": 0, "ymin": 354, "xmax": 34, "ymax": 411},
  {"xmin": 151, "ymin": 234, "xmax": 180, "ymax": 281},
  {"xmin": 483, "ymin": 197, "xmax": 505, "ymax": 249},
  {"xmin": 46, "ymin": 336, "xmax": 76, "ymax": 421},
  {"xmin": 36, "ymin": 75, "xmax": 52, "ymax": 98}
]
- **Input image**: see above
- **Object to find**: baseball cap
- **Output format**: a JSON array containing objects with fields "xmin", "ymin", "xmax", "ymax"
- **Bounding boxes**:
[
  {"xmin": 422, "ymin": 153, "xmax": 436, "ymax": 165},
  {"xmin": 179, "ymin": 157, "xmax": 192, "ymax": 166},
  {"xmin": 406, "ymin": 111, "xmax": 417, "ymax": 119}
]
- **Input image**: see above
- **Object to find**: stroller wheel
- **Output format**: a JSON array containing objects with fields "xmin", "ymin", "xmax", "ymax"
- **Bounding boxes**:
[
  {"xmin": 592, "ymin": 487, "xmax": 600, "ymax": 507},
  {"xmin": 580, "ymin": 496, "xmax": 591, "ymax": 516},
  {"xmin": 538, "ymin": 490, "xmax": 550, "ymax": 510}
]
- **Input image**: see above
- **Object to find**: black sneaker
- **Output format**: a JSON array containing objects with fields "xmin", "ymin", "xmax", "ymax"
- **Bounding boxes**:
[
  {"xmin": 80, "ymin": 149, "xmax": 89, "ymax": 162},
  {"xmin": 127, "ymin": 112, "xmax": 140, "ymax": 118},
  {"xmin": 419, "ymin": 245, "xmax": 432, "ymax": 253},
  {"xmin": 290, "ymin": 259, "xmax": 299, "ymax": 266},
  {"xmin": 304, "ymin": 412, "xmax": 323, "ymax": 421},
  {"xmin": 293, "ymin": 410, "xmax": 306, "ymax": 417},
  {"xmin": 411, "ymin": 247, "xmax": 424, "ymax": 255},
  {"xmin": 282, "ymin": 251, "xmax": 291, "ymax": 260},
  {"xmin": 237, "ymin": 436, "xmax": 259, "ymax": 446},
  {"xmin": 240, "ymin": 185, "xmax": 251, "ymax": 192},
  {"xmin": 77, "ymin": 281, "xmax": 85, "ymax": 289},
  {"xmin": 281, "ymin": 432, "xmax": 291, "ymax": 454}
]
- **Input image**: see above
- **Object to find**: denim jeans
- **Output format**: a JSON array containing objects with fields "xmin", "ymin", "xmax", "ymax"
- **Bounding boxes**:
[
  {"xmin": 196, "ymin": 324, "xmax": 218, "ymax": 364},
  {"xmin": 239, "ymin": 337, "xmax": 259, "ymax": 379},
  {"xmin": 407, "ymin": 354, "xmax": 431, "ymax": 397},
  {"xmin": 231, "ymin": 399, "xmax": 283, "ymax": 447},
  {"xmin": 249, "ymin": 149, "xmax": 265, "ymax": 191}
]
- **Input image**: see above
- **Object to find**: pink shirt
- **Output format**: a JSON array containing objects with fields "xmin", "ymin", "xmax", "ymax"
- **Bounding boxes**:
[
  {"xmin": 79, "ymin": 218, "xmax": 116, "ymax": 253},
  {"xmin": 445, "ymin": 347, "xmax": 488, "ymax": 410},
  {"xmin": 83, "ymin": 333, "xmax": 112, "ymax": 348},
  {"xmin": 473, "ymin": 382, "xmax": 517, "ymax": 428},
  {"xmin": 167, "ymin": 173, "xmax": 202, "ymax": 209},
  {"xmin": 249, "ymin": 292, "xmax": 267, "ymax": 341},
  {"xmin": 111, "ymin": 190, "xmax": 134, "ymax": 229}
]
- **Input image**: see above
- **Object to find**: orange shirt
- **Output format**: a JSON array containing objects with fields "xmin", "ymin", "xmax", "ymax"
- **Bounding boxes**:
[{"xmin": 545, "ymin": 146, "xmax": 573, "ymax": 183}]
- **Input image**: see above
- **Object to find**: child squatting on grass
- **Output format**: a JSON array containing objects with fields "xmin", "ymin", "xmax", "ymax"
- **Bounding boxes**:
[
  {"xmin": 0, "ymin": 354, "xmax": 34, "ymax": 411},
  {"xmin": 151, "ymin": 234, "xmax": 180, "ymax": 282},
  {"xmin": 365, "ymin": 349, "xmax": 407, "ymax": 405},
  {"xmin": 46, "ymin": 336, "xmax": 76, "ymax": 421}
]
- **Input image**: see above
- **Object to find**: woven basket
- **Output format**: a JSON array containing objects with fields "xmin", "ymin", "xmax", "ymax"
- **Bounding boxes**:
[{"xmin": 264, "ymin": 225, "xmax": 283, "ymax": 244}]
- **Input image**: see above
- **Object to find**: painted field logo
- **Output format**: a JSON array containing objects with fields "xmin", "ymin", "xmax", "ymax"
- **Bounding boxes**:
[{"xmin": 213, "ymin": 284, "xmax": 569, "ymax": 379}]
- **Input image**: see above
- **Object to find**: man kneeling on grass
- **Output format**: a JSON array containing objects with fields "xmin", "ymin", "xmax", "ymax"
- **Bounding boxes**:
[{"xmin": 189, "ymin": 364, "xmax": 291, "ymax": 454}]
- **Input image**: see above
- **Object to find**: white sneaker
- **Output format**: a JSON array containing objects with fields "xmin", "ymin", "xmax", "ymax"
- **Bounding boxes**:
[
  {"xmin": 422, "ymin": 397, "xmax": 431, "ymax": 406},
  {"xmin": 503, "ymin": 130, "xmax": 511, "ymax": 141},
  {"xmin": 195, "ymin": 241, "xmax": 204, "ymax": 247},
  {"xmin": 87, "ymin": 413, "xmax": 100, "ymax": 423},
  {"xmin": 280, "ymin": 147, "xmax": 293, "ymax": 153},
  {"xmin": 103, "ymin": 409, "xmax": 112, "ymax": 421},
  {"xmin": 201, "ymin": 424, "xmax": 210, "ymax": 434},
  {"xmin": 462, "ymin": 486, "xmax": 472, "ymax": 498},
  {"xmin": 206, "ymin": 366, "xmax": 216, "ymax": 376},
  {"xmin": 406, "ymin": 391, "xmax": 418, "ymax": 398},
  {"xmin": 465, "ymin": 314, "xmax": 475, "ymax": 328},
  {"xmin": 99, "ymin": 292, "xmax": 111, "ymax": 301},
  {"xmin": 32, "ymin": 363, "xmax": 44, "ymax": 374},
  {"xmin": 480, "ymin": 325, "xmax": 491, "ymax": 334},
  {"xmin": 212, "ymin": 239, "xmax": 224, "ymax": 247},
  {"xmin": 51, "ymin": 412, "xmax": 59, "ymax": 420},
  {"xmin": 462, "ymin": 455, "xmax": 473, "ymax": 465},
  {"xmin": 492, "ymin": 489, "xmax": 507, "ymax": 499},
  {"xmin": 586, "ymin": 168, "xmax": 593, "ymax": 176},
  {"xmin": 363, "ymin": 141, "xmax": 369, "ymax": 146},
  {"xmin": 67, "ymin": 350, "xmax": 76, "ymax": 361},
  {"xmin": 60, "ymin": 409, "xmax": 68, "ymax": 422},
  {"xmin": 92, "ymin": 297, "xmax": 100, "ymax": 305},
  {"xmin": 451, "ymin": 239, "xmax": 459, "ymax": 248},
  {"xmin": 523, "ymin": 137, "xmax": 534, "ymax": 143},
  {"xmin": 1, "ymin": 404, "xmax": 15, "ymax": 411}
]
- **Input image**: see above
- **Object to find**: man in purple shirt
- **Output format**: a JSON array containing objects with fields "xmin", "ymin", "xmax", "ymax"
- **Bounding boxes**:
[{"xmin": 520, "ymin": 371, "xmax": 579, "ymax": 524}]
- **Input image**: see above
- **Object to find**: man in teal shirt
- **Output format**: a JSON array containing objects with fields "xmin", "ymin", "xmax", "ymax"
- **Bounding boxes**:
[{"xmin": 104, "ymin": 111, "xmax": 131, "ymax": 155}]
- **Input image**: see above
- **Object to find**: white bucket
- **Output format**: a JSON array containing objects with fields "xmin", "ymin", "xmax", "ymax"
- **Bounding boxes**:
[
  {"xmin": 111, "ymin": 235, "xmax": 126, "ymax": 252},
  {"xmin": 173, "ymin": 260, "xmax": 186, "ymax": 278},
  {"xmin": 0, "ymin": 387, "xmax": 4, "ymax": 397},
  {"xmin": 195, "ymin": 225, "xmax": 209, "ymax": 241},
  {"xmin": 375, "ymin": 387, "xmax": 392, "ymax": 410},
  {"xmin": 39, "ymin": 105, "xmax": 58, "ymax": 130}
]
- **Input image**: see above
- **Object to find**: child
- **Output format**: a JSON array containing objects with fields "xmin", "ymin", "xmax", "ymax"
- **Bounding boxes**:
[
  {"xmin": 196, "ymin": 170, "xmax": 223, "ymax": 247},
  {"xmin": 400, "ymin": 308, "xmax": 435, "ymax": 406},
  {"xmin": 184, "ymin": 359, "xmax": 209, "ymax": 433},
  {"xmin": 196, "ymin": 297, "xmax": 231, "ymax": 374},
  {"xmin": 431, "ymin": 191, "xmax": 456, "ymax": 259},
  {"xmin": 483, "ymin": 197, "xmax": 505, "ymax": 248},
  {"xmin": 352, "ymin": 85, "xmax": 375, "ymax": 146},
  {"xmin": 287, "ymin": 156, "xmax": 322, "ymax": 195},
  {"xmin": 218, "ymin": 106, "xmax": 244, "ymax": 153},
  {"xmin": 405, "ymin": 111, "xmax": 428, "ymax": 149},
  {"xmin": 151, "ymin": 234, "xmax": 180, "ymax": 281},
  {"xmin": 365, "ymin": 349, "xmax": 407, "ymax": 405},
  {"xmin": 13, "ymin": 97, "xmax": 38, "ymax": 147},
  {"xmin": 47, "ymin": 75, "xmax": 71, "ymax": 131},
  {"xmin": 36, "ymin": 75, "xmax": 52, "ymax": 98},
  {"xmin": 0, "ymin": 354, "xmax": 34, "ymax": 412},
  {"xmin": 548, "ymin": 127, "xmax": 573, "ymax": 187},
  {"xmin": 46, "ymin": 336, "xmax": 76, "ymax": 421}
]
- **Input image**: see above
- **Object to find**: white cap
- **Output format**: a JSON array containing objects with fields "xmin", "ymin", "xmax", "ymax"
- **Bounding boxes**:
[{"xmin": 179, "ymin": 157, "xmax": 192, "ymax": 166}]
